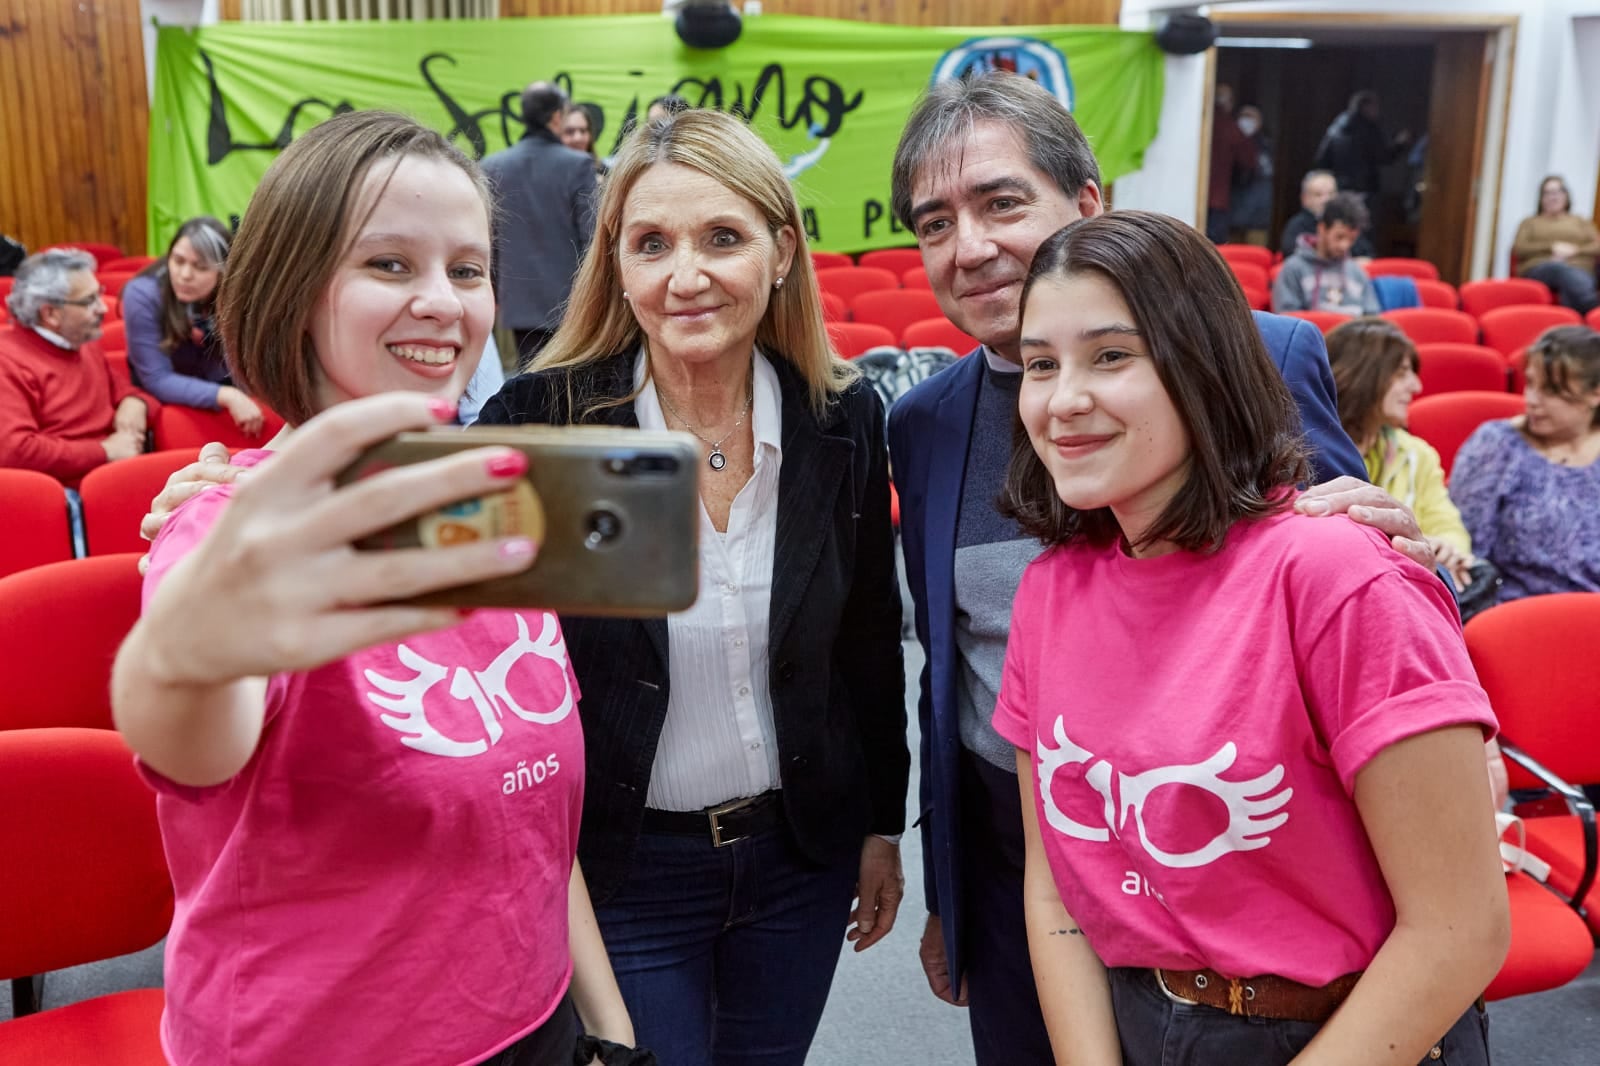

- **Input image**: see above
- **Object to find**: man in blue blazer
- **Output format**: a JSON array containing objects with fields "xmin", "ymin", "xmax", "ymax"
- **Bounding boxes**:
[{"xmin": 886, "ymin": 73, "xmax": 1433, "ymax": 1064}]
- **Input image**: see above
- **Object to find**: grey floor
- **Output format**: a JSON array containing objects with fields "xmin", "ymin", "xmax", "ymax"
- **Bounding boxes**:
[{"xmin": 8, "ymin": 640, "xmax": 1599, "ymax": 1062}]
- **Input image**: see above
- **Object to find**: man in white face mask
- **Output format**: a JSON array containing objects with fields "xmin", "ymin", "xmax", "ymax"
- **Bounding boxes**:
[{"xmin": 1231, "ymin": 105, "xmax": 1274, "ymax": 245}]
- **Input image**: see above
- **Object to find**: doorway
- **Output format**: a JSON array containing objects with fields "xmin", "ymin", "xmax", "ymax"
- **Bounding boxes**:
[{"xmin": 1207, "ymin": 16, "xmax": 1511, "ymax": 284}]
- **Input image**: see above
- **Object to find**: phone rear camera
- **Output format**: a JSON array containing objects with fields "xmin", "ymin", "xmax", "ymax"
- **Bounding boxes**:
[
  {"xmin": 585, "ymin": 509, "xmax": 624, "ymax": 549},
  {"xmin": 635, "ymin": 454, "xmax": 680, "ymax": 475}
]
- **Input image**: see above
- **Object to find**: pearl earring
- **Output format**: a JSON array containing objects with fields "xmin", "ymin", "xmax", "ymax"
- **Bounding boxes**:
[{"xmin": 774, "ymin": 277, "xmax": 785, "ymax": 291}]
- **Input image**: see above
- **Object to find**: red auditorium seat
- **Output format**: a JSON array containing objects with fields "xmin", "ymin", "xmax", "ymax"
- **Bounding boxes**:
[
  {"xmin": 819, "ymin": 290, "xmax": 847, "ymax": 323},
  {"xmin": 1412, "ymin": 278, "xmax": 1459, "ymax": 310},
  {"xmin": 1226, "ymin": 261, "xmax": 1269, "ymax": 292},
  {"xmin": 0, "ymin": 554, "xmax": 143, "ymax": 731},
  {"xmin": 79, "ymin": 449, "xmax": 200, "ymax": 556},
  {"xmin": 1458, "ymin": 278, "xmax": 1552, "ymax": 319},
  {"xmin": 827, "ymin": 321, "xmax": 896, "ymax": 359},
  {"xmin": 1587, "ymin": 307, "xmax": 1600, "ymax": 330},
  {"xmin": 902, "ymin": 318, "xmax": 979, "ymax": 355},
  {"xmin": 98, "ymin": 256, "xmax": 158, "ymax": 274},
  {"xmin": 1508, "ymin": 348, "xmax": 1528, "ymax": 393},
  {"xmin": 0, "ymin": 471, "xmax": 73, "ymax": 580},
  {"xmin": 97, "ymin": 271, "xmax": 140, "ymax": 298},
  {"xmin": 1365, "ymin": 257, "xmax": 1440, "ymax": 280},
  {"xmin": 1241, "ymin": 286, "xmax": 1270, "ymax": 311},
  {"xmin": 1466, "ymin": 594, "xmax": 1600, "ymax": 937},
  {"xmin": 858, "ymin": 248, "xmax": 924, "ymax": 276},
  {"xmin": 40, "ymin": 242, "xmax": 124, "ymax": 269},
  {"xmin": 1217, "ymin": 244, "xmax": 1272, "ymax": 269},
  {"xmin": 1414, "ymin": 343, "xmax": 1509, "ymax": 395},
  {"xmin": 1486, "ymin": 871, "xmax": 1595, "ymax": 1000},
  {"xmin": 1381, "ymin": 308, "xmax": 1479, "ymax": 346},
  {"xmin": 1406, "ymin": 391, "xmax": 1524, "ymax": 478},
  {"xmin": 810, "ymin": 251, "xmax": 852, "ymax": 272},
  {"xmin": 1477, "ymin": 305, "xmax": 1583, "ymax": 358},
  {"xmin": 851, "ymin": 289, "xmax": 944, "ymax": 346},
  {"xmin": 0, "ymin": 729, "xmax": 170, "ymax": 1063},
  {"xmin": 815, "ymin": 267, "xmax": 899, "ymax": 306},
  {"xmin": 99, "ymin": 320, "xmax": 127, "ymax": 354},
  {"xmin": 1282, "ymin": 310, "xmax": 1354, "ymax": 336},
  {"xmin": 155, "ymin": 403, "xmax": 284, "ymax": 452},
  {"xmin": 902, "ymin": 267, "xmax": 931, "ymax": 290}
]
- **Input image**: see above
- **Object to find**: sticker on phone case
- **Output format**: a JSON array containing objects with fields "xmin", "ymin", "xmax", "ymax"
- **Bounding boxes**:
[{"xmin": 418, "ymin": 481, "xmax": 545, "ymax": 549}]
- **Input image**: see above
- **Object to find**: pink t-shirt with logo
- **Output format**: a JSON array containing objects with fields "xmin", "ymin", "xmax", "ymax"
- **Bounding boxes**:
[
  {"xmin": 139, "ymin": 451, "xmax": 584, "ymax": 1066},
  {"xmin": 992, "ymin": 509, "xmax": 1495, "ymax": 985}
]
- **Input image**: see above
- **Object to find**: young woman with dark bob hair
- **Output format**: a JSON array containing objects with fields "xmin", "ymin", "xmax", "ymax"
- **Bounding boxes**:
[{"xmin": 993, "ymin": 210, "xmax": 1508, "ymax": 1066}]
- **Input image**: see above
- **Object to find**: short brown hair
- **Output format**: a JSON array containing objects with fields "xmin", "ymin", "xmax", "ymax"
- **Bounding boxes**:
[
  {"xmin": 220, "ymin": 111, "xmax": 488, "ymax": 426},
  {"xmin": 1528, "ymin": 324, "xmax": 1600, "ymax": 426},
  {"xmin": 1326, "ymin": 317, "xmax": 1419, "ymax": 444},
  {"xmin": 1001, "ymin": 211, "xmax": 1308, "ymax": 551}
]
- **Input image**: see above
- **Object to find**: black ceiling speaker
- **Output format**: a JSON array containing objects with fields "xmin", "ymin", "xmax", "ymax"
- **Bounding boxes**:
[
  {"xmin": 1155, "ymin": 14, "xmax": 1217, "ymax": 55},
  {"xmin": 676, "ymin": 0, "xmax": 743, "ymax": 50}
]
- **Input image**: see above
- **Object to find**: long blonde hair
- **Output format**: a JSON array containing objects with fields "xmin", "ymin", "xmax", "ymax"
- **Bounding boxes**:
[{"xmin": 532, "ymin": 108, "xmax": 854, "ymax": 419}]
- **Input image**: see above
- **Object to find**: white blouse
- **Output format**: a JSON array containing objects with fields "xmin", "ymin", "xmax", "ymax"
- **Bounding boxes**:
[{"xmin": 636, "ymin": 350, "xmax": 783, "ymax": 811}]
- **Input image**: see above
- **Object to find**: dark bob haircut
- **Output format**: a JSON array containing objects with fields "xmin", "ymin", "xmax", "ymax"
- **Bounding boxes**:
[{"xmin": 1000, "ymin": 210, "xmax": 1309, "ymax": 552}]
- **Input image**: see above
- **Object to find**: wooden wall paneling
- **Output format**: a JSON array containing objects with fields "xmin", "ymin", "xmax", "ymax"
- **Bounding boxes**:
[
  {"xmin": 0, "ymin": 0, "xmax": 149, "ymax": 255},
  {"xmin": 1417, "ymin": 33, "xmax": 1491, "ymax": 285}
]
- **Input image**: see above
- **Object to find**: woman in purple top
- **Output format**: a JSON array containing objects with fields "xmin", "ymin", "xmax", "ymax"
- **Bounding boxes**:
[
  {"xmin": 1451, "ymin": 325, "xmax": 1600, "ymax": 606},
  {"xmin": 123, "ymin": 216, "xmax": 265, "ymax": 434}
]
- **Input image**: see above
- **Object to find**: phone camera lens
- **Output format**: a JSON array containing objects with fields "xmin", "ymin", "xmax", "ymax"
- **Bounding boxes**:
[
  {"xmin": 637, "ymin": 454, "xmax": 680, "ymax": 475},
  {"xmin": 585, "ymin": 509, "xmax": 623, "ymax": 549}
]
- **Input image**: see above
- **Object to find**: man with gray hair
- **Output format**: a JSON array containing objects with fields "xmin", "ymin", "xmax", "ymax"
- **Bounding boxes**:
[
  {"xmin": 481, "ymin": 80, "xmax": 598, "ymax": 361},
  {"xmin": 886, "ymin": 72, "xmax": 1423, "ymax": 1063},
  {"xmin": 1, "ymin": 248, "xmax": 153, "ymax": 483}
]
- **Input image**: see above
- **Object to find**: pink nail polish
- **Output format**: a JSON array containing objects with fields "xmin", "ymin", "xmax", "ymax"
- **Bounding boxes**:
[
  {"xmin": 499, "ymin": 537, "xmax": 536, "ymax": 562},
  {"xmin": 485, "ymin": 451, "xmax": 527, "ymax": 478},
  {"xmin": 427, "ymin": 398, "xmax": 456, "ymax": 421}
]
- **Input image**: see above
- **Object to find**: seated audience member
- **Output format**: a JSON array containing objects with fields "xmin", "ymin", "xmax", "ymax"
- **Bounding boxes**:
[
  {"xmin": 1326, "ymin": 318, "xmax": 1475, "ymax": 588},
  {"xmin": 123, "ymin": 216, "xmax": 265, "ymax": 434},
  {"xmin": 0, "ymin": 248, "xmax": 153, "ymax": 483},
  {"xmin": 1452, "ymin": 325, "xmax": 1600, "ymax": 607},
  {"xmin": 1279, "ymin": 170, "xmax": 1375, "ymax": 260},
  {"xmin": 997, "ymin": 210, "xmax": 1504, "ymax": 1066},
  {"xmin": 1272, "ymin": 192, "xmax": 1380, "ymax": 317},
  {"xmin": 112, "ymin": 110, "xmax": 637, "ymax": 1066},
  {"xmin": 645, "ymin": 93, "xmax": 689, "ymax": 124},
  {"xmin": 1512, "ymin": 176, "xmax": 1599, "ymax": 314}
]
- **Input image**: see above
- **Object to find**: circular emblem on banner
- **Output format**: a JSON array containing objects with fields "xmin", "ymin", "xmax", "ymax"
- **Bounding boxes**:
[{"xmin": 930, "ymin": 37, "xmax": 1075, "ymax": 111}]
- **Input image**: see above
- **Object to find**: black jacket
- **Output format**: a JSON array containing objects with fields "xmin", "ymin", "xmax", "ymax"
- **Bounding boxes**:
[
  {"xmin": 477, "ymin": 354, "xmax": 908, "ymax": 900},
  {"xmin": 1279, "ymin": 209, "xmax": 1376, "ymax": 260}
]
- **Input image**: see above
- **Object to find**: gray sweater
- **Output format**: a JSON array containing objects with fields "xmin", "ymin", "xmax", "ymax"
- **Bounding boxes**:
[{"xmin": 1271, "ymin": 243, "xmax": 1380, "ymax": 316}]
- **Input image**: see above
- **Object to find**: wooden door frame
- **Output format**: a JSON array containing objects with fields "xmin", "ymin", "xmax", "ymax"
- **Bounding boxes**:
[{"xmin": 1206, "ymin": 10, "xmax": 1518, "ymax": 277}]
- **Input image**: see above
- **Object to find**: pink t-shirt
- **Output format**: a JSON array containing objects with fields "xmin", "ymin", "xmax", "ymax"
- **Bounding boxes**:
[
  {"xmin": 992, "ymin": 509, "xmax": 1495, "ymax": 985},
  {"xmin": 139, "ymin": 451, "xmax": 584, "ymax": 1066}
]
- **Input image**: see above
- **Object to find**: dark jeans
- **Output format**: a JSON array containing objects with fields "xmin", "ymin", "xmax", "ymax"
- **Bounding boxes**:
[
  {"xmin": 1107, "ymin": 968, "xmax": 1491, "ymax": 1065},
  {"xmin": 478, "ymin": 994, "xmax": 578, "ymax": 1066},
  {"xmin": 959, "ymin": 751, "xmax": 1054, "ymax": 1065},
  {"xmin": 1525, "ymin": 260, "xmax": 1600, "ymax": 315},
  {"xmin": 593, "ymin": 826, "xmax": 856, "ymax": 1066}
]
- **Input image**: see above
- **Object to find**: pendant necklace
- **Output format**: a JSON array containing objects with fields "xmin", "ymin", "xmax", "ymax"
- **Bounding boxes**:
[{"xmin": 657, "ymin": 378, "xmax": 753, "ymax": 471}]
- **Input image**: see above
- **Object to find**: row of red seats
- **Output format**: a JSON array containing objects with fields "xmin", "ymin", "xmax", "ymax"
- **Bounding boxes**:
[{"xmin": 1289, "ymin": 305, "xmax": 1592, "ymax": 356}]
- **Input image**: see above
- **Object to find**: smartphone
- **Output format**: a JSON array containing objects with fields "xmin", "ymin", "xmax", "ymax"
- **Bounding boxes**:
[{"xmin": 338, "ymin": 426, "xmax": 701, "ymax": 616}]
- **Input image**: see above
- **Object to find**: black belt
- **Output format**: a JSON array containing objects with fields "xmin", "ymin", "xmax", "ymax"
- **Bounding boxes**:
[{"xmin": 641, "ymin": 791, "xmax": 783, "ymax": 847}]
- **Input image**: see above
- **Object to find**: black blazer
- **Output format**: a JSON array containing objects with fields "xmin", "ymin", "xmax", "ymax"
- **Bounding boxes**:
[{"xmin": 477, "ymin": 353, "xmax": 908, "ymax": 901}]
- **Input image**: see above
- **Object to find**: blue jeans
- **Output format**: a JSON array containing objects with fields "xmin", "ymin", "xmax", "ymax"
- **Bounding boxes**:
[
  {"xmin": 593, "ymin": 827, "xmax": 857, "ymax": 1066},
  {"xmin": 1107, "ymin": 967, "xmax": 1490, "ymax": 1065}
]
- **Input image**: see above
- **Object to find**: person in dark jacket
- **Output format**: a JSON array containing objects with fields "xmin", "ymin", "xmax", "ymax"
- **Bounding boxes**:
[
  {"xmin": 1279, "ymin": 169, "xmax": 1376, "ymax": 260},
  {"xmin": 1313, "ymin": 90, "xmax": 1411, "ymax": 204},
  {"xmin": 480, "ymin": 82, "xmax": 598, "ymax": 361}
]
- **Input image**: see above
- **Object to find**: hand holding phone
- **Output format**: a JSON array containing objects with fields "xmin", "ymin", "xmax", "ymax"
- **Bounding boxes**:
[{"xmin": 338, "ymin": 425, "xmax": 702, "ymax": 616}]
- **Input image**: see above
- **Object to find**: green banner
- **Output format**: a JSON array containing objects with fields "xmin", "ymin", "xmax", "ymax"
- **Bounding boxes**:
[{"xmin": 149, "ymin": 16, "xmax": 1164, "ymax": 254}]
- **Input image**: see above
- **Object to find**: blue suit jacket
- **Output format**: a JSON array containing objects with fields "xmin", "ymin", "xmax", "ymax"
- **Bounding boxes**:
[{"xmin": 886, "ymin": 310, "xmax": 1365, "ymax": 985}]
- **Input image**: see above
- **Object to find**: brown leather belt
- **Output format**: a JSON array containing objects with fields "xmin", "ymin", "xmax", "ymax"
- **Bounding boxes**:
[{"xmin": 1154, "ymin": 967, "xmax": 1362, "ymax": 1024}]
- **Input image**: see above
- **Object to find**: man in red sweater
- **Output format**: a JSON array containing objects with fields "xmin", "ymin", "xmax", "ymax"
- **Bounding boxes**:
[{"xmin": 0, "ymin": 249, "xmax": 156, "ymax": 484}]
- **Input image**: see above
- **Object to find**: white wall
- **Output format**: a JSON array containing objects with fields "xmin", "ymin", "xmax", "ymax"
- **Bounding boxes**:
[
  {"xmin": 1115, "ymin": 0, "xmax": 1600, "ymax": 278},
  {"xmin": 140, "ymin": 0, "xmax": 220, "ymax": 99}
]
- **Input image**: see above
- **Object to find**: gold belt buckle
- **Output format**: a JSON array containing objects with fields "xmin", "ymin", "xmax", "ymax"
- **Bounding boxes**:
[{"xmin": 707, "ymin": 796, "xmax": 753, "ymax": 848}]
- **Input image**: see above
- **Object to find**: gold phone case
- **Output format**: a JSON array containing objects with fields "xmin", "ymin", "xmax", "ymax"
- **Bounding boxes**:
[{"xmin": 338, "ymin": 426, "xmax": 701, "ymax": 616}]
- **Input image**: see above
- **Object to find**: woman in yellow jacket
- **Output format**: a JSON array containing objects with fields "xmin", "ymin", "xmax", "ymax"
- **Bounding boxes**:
[{"xmin": 1327, "ymin": 318, "xmax": 1476, "ymax": 588}]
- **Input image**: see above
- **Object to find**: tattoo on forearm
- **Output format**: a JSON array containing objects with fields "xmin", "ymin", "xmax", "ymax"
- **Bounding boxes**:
[{"xmin": 1049, "ymin": 927, "xmax": 1082, "ymax": 936}]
